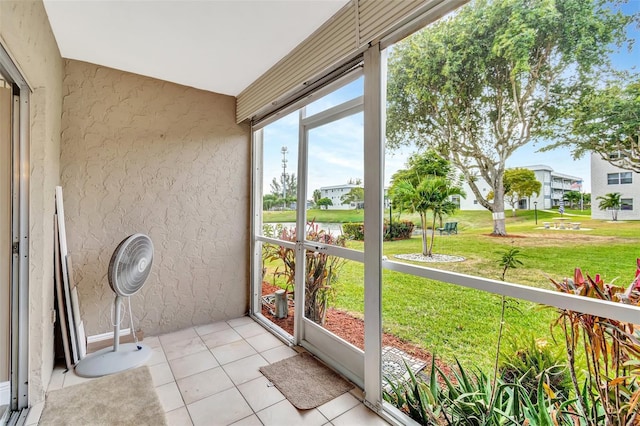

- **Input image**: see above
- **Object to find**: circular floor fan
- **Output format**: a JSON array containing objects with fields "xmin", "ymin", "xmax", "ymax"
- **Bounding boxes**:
[{"xmin": 75, "ymin": 234, "xmax": 154, "ymax": 377}]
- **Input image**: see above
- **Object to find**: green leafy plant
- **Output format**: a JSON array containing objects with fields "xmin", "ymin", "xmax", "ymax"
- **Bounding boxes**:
[
  {"xmin": 499, "ymin": 334, "xmax": 571, "ymax": 403},
  {"xmin": 342, "ymin": 221, "xmax": 414, "ymax": 241},
  {"xmin": 549, "ymin": 261, "xmax": 640, "ymax": 425},
  {"xmin": 385, "ymin": 359, "xmax": 583, "ymax": 425},
  {"xmin": 383, "ymin": 359, "xmax": 443, "ymax": 425},
  {"xmin": 262, "ymin": 221, "xmax": 346, "ymax": 325},
  {"xmin": 488, "ymin": 247, "xmax": 525, "ymax": 417}
]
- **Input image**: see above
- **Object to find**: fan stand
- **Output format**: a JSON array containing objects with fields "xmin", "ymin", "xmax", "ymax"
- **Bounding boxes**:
[{"xmin": 75, "ymin": 295, "xmax": 152, "ymax": 378}]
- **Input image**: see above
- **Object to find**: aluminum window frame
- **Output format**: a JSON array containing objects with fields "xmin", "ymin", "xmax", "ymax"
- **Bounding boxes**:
[{"xmin": 0, "ymin": 41, "xmax": 30, "ymax": 417}]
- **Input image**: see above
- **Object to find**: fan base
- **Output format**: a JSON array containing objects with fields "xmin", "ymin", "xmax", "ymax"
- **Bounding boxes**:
[{"xmin": 74, "ymin": 343, "xmax": 152, "ymax": 378}]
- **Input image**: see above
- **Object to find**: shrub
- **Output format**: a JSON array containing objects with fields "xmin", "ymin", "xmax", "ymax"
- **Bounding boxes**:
[
  {"xmin": 341, "ymin": 221, "xmax": 414, "ymax": 241},
  {"xmin": 262, "ymin": 221, "xmax": 347, "ymax": 325},
  {"xmin": 384, "ymin": 358, "xmax": 582, "ymax": 425},
  {"xmin": 550, "ymin": 263, "xmax": 640, "ymax": 425},
  {"xmin": 342, "ymin": 223, "xmax": 365, "ymax": 240},
  {"xmin": 499, "ymin": 334, "xmax": 571, "ymax": 402}
]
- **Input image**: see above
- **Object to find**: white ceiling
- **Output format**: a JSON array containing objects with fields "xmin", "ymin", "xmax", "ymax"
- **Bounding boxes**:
[{"xmin": 43, "ymin": 0, "xmax": 349, "ymax": 97}]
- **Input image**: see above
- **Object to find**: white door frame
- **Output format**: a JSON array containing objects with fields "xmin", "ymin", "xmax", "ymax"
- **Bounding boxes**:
[
  {"xmin": 294, "ymin": 77, "xmax": 366, "ymax": 387},
  {"xmin": 0, "ymin": 42, "xmax": 30, "ymax": 414}
]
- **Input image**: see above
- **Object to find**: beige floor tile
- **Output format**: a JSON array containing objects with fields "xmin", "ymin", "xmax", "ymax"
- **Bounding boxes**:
[
  {"xmin": 164, "ymin": 336, "xmax": 208, "ymax": 361},
  {"xmin": 150, "ymin": 362, "xmax": 175, "ymax": 387},
  {"xmin": 226, "ymin": 316, "xmax": 254, "ymax": 327},
  {"xmin": 24, "ymin": 401, "xmax": 44, "ymax": 426},
  {"xmin": 210, "ymin": 340, "xmax": 257, "ymax": 365},
  {"xmin": 222, "ymin": 353, "xmax": 269, "ymax": 386},
  {"xmin": 260, "ymin": 345, "xmax": 297, "ymax": 364},
  {"xmin": 256, "ymin": 399, "xmax": 328, "ymax": 426},
  {"xmin": 331, "ymin": 403, "xmax": 389, "ymax": 425},
  {"xmin": 156, "ymin": 381, "xmax": 185, "ymax": 412},
  {"xmin": 236, "ymin": 376, "xmax": 285, "ymax": 412},
  {"xmin": 245, "ymin": 332, "xmax": 283, "ymax": 352},
  {"xmin": 144, "ymin": 335, "xmax": 162, "ymax": 349},
  {"xmin": 202, "ymin": 328, "xmax": 243, "ymax": 350},
  {"xmin": 47, "ymin": 367, "xmax": 66, "ymax": 391},
  {"xmin": 146, "ymin": 345, "xmax": 168, "ymax": 366},
  {"xmin": 195, "ymin": 321, "xmax": 231, "ymax": 336},
  {"xmin": 233, "ymin": 322, "xmax": 267, "ymax": 339},
  {"xmin": 229, "ymin": 414, "xmax": 263, "ymax": 426},
  {"xmin": 169, "ymin": 350, "xmax": 219, "ymax": 380},
  {"xmin": 317, "ymin": 392, "xmax": 361, "ymax": 421},
  {"xmin": 62, "ymin": 371, "xmax": 94, "ymax": 388},
  {"xmin": 176, "ymin": 366, "xmax": 235, "ymax": 405},
  {"xmin": 187, "ymin": 388, "xmax": 253, "ymax": 426},
  {"xmin": 160, "ymin": 327, "xmax": 199, "ymax": 347},
  {"xmin": 166, "ymin": 406, "xmax": 194, "ymax": 426}
]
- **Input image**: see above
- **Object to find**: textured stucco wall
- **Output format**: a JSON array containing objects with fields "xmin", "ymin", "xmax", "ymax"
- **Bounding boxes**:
[
  {"xmin": 60, "ymin": 60, "xmax": 250, "ymax": 338},
  {"xmin": 0, "ymin": 0, "xmax": 64, "ymax": 403}
]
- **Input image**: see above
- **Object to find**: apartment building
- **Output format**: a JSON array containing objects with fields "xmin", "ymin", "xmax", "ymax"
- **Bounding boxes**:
[
  {"xmin": 319, "ymin": 184, "xmax": 361, "ymax": 210},
  {"xmin": 591, "ymin": 153, "xmax": 640, "ymax": 220},
  {"xmin": 458, "ymin": 165, "xmax": 583, "ymax": 211}
]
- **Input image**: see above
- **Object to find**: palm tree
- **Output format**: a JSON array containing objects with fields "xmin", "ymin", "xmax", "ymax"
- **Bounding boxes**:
[
  {"xmin": 597, "ymin": 192, "xmax": 622, "ymax": 221},
  {"xmin": 392, "ymin": 176, "xmax": 465, "ymax": 256}
]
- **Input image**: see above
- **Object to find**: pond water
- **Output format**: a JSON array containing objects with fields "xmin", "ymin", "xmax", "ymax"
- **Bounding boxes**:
[{"xmin": 267, "ymin": 222, "xmax": 345, "ymax": 235}]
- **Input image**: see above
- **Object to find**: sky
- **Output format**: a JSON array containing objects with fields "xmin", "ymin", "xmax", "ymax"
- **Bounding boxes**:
[{"xmin": 262, "ymin": 1, "xmax": 640, "ymax": 198}]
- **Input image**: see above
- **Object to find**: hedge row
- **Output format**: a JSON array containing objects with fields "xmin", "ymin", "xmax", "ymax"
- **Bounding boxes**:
[{"xmin": 342, "ymin": 221, "xmax": 414, "ymax": 241}]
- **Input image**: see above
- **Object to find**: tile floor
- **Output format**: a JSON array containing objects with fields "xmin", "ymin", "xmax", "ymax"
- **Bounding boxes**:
[{"xmin": 25, "ymin": 316, "xmax": 390, "ymax": 426}]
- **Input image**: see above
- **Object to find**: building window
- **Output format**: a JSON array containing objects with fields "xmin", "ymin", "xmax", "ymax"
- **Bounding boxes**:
[
  {"xmin": 607, "ymin": 172, "xmax": 633, "ymax": 185},
  {"xmin": 473, "ymin": 200, "xmax": 478, "ymax": 205},
  {"xmin": 609, "ymin": 151, "xmax": 627, "ymax": 159},
  {"xmin": 621, "ymin": 198, "xmax": 633, "ymax": 211}
]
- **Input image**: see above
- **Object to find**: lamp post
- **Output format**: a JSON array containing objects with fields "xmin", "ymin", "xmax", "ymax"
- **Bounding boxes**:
[{"xmin": 534, "ymin": 201, "xmax": 538, "ymax": 225}]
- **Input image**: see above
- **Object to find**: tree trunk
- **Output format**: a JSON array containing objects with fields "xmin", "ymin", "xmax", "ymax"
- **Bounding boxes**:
[
  {"xmin": 428, "ymin": 214, "xmax": 437, "ymax": 256},
  {"xmin": 420, "ymin": 213, "xmax": 429, "ymax": 256},
  {"xmin": 492, "ymin": 187, "xmax": 508, "ymax": 236}
]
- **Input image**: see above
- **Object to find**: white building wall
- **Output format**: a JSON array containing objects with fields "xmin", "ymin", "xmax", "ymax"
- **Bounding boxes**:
[
  {"xmin": 320, "ymin": 184, "xmax": 359, "ymax": 210},
  {"xmin": 457, "ymin": 165, "xmax": 582, "ymax": 212},
  {"xmin": 591, "ymin": 154, "xmax": 640, "ymax": 220},
  {"xmin": 459, "ymin": 178, "xmax": 491, "ymax": 210}
]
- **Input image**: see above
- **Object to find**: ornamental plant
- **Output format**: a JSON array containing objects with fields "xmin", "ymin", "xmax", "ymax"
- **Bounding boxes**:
[
  {"xmin": 262, "ymin": 221, "xmax": 346, "ymax": 326},
  {"xmin": 549, "ymin": 260, "xmax": 640, "ymax": 425}
]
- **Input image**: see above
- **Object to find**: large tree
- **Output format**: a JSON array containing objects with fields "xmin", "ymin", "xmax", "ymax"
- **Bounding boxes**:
[
  {"xmin": 547, "ymin": 78, "xmax": 640, "ymax": 173},
  {"xmin": 493, "ymin": 168, "xmax": 541, "ymax": 216},
  {"xmin": 386, "ymin": 0, "xmax": 631, "ymax": 235}
]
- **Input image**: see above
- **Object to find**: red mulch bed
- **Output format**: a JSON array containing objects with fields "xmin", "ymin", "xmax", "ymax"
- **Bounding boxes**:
[{"xmin": 261, "ymin": 283, "xmax": 454, "ymax": 378}]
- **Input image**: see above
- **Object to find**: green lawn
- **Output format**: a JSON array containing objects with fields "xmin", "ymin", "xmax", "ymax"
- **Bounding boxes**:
[{"xmin": 261, "ymin": 208, "xmax": 640, "ymax": 370}]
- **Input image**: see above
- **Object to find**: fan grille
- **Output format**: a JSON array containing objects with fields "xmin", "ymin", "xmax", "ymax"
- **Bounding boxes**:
[{"xmin": 108, "ymin": 233, "xmax": 154, "ymax": 297}]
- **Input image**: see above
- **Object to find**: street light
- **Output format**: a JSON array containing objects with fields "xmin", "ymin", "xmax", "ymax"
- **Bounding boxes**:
[{"xmin": 534, "ymin": 201, "xmax": 538, "ymax": 225}]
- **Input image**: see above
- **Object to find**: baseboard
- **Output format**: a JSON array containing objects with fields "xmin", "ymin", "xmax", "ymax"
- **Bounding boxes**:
[
  {"xmin": 87, "ymin": 328, "xmax": 131, "ymax": 344},
  {"xmin": 0, "ymin": 381, "xmax": 9, "ymax": 405},
  {"xmin": 86, "ymin": 329, "xmax": 145, "ymax": 354}
]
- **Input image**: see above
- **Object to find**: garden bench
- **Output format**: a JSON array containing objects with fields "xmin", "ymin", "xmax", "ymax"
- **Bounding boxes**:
[
  {"xmin": 437, "ymin": 222, "xmax": 458, "ymax": 235},
  {"xmin": 571, "ymin": 222, "xmax": 581, "ymax": 230},
  {"xmin": 543, "ymin": 222, "xmax": 551, "ymax": 229}
]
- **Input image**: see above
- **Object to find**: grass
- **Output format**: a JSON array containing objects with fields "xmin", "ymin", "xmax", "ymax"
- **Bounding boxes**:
[
  {"xmin": 261, "ymin": 208, "xmax": 640, "ymax": 370},
  {"xmin": 263, "ymin": 209, "xmax": 366, "ymax": 223}
]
